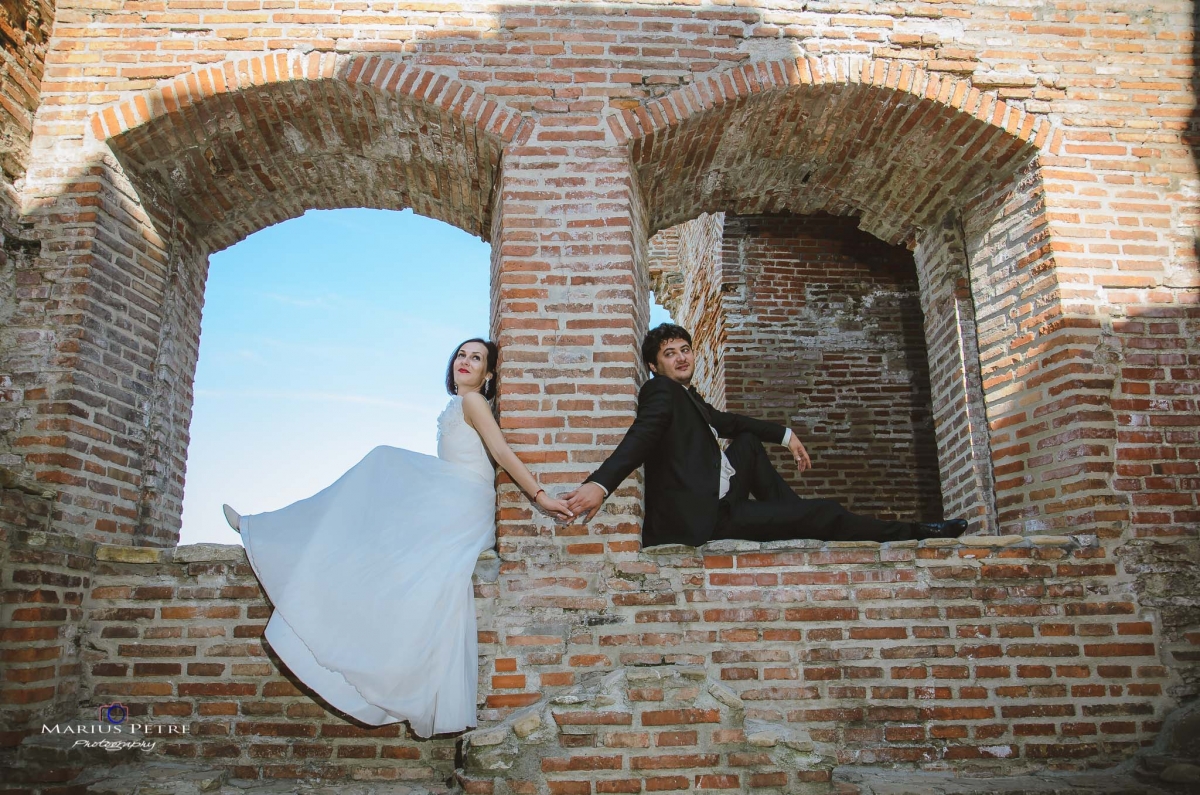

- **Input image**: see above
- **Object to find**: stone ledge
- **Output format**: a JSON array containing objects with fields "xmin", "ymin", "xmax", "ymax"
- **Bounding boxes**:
[
  {"xmin": 21, "ymin": 757, "xmax": 1181, "ymax": 795},
  {"xmin": 37, "ymin": 758, "xmax": 449, "ymax": 795},
  {"xmin": 5, "ymin": 526, "xmax": 99, "ymax": 557},
  {"xmin": 642, "ymin": 534, "xmax": 1099, "ymax": 556},
  {"xmin": 835, "ymin": 765, "xmax": 1175, "ymax": 795},
  {"xmin": 95, "ymin": 543, "xmax": 503, "ymax": 582},
  {"xmin": 93, "ymin": 535, "xmax": 1101, "ymax": 567}
]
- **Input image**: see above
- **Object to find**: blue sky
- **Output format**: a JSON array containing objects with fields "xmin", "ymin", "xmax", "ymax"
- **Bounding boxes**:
[{"xmin": 181, "ymin": 208, "xmax": 671, "ymax": 545}]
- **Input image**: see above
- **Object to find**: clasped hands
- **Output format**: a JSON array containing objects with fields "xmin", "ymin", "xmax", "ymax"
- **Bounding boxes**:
[{"xmin": 558, "ymin": 430, "xmax": 812, "ymax": 523}]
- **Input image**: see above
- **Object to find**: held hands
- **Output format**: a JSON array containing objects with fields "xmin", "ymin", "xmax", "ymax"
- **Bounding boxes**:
[
  {"xmin": 558, "ymin": 433, "xmax": 806, "ymax": 524},
  {"xmin": 563, "ymin": 482, "xmax": 606, "ymax": 523},
  {"xmin": 534, "ymin": 489, "xmax": 575, "ymax": 522},
  {"xmin": 787, "ymin": 429, "xmax": 812, "ymax": 474}
]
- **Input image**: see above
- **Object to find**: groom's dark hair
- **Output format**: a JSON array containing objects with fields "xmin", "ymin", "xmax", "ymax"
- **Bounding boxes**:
[
  {"xmin": 446, "ymin": 338, "xmax": 500, "ymax": 400},
  {"xmin": 641, "ymin": 323, "xmax": 693, "ymax": 368}
]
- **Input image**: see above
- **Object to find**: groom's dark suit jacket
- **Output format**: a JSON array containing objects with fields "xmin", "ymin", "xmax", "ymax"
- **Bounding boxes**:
[{"xmin": 584, "ymin": 375, "xmax": 788, "ymax": 548}]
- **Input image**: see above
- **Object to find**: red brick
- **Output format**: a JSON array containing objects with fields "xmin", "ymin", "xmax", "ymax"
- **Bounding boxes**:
[{"xmin": 641, "ymin": 709, "xmax": 720, "ymax": 726}]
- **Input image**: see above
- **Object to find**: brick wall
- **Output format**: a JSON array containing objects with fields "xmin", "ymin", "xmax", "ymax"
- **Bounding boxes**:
[
  {"xmin": 466, "ymin": 533, "xmax": 1187, "ymax": 780},
  {"xmin": 0, "ymin": 1, "xmax": 1197, "ymax": 788},
  {"xmin": 1111, "ymin": 302, "xmax": 1200, "ymax": 539},
  {"xmin": 0, "ymin": 522, "xmax": 93, "ymax": 747},
  {"xmin": 81, "ymin": 541, "xmax": 466, "ymax": 779},
  {"xmin": 49, "ymin": 533, "xmax": 1194, "ymax": 785},
  {"xmin": 0, "ymin": 0, "xmax": 1188, "ymax": 547},
  {"xmin": 729, "ymin": 214, "xmax": 941, "ymax": 523}
]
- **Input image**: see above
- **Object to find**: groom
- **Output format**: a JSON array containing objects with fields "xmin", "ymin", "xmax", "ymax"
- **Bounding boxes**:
[{"xmin": 563, "ymin": 323, "xmax": 967, "ymax": 548}]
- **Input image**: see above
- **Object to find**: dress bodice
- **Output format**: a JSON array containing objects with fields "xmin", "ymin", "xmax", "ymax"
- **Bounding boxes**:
[{"xmin": 436, "ymin": 396, "xmax": 496, "ymax": 488}]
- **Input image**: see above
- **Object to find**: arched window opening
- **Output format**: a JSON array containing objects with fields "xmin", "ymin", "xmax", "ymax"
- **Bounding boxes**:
[
  {"xmin": 649, "ymin": 212, "xmax": 943, "ymax": 524},
  {"xmin": 180, "ymin": 208, "xmax": 491, "ymax": 545}
]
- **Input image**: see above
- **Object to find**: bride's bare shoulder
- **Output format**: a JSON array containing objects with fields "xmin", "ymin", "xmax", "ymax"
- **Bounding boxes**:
[{"xmin": 460, "ymin": 391, "xmax": 494, "ymax": 428}]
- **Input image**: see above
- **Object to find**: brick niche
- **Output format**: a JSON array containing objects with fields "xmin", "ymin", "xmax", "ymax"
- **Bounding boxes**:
[{"xmin": 651, "ymin": 212, "xmax": 944, "ymax": 525}]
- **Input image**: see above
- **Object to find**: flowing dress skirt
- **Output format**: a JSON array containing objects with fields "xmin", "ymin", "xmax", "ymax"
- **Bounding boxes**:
[{"xmin": 240, "ymin": 445, "xmax": 496, "ymax": 737}]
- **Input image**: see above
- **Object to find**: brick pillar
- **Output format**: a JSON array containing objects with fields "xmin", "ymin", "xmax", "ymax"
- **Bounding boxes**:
[
  {"xmin": 961, "ymin": 160, "xmax": 1124, "ymax": 536},
  {"xmin": 0, "ymin": 152, "xmax": 96, "ymax": 745},
  {"xmin": 0, "ymin": 147, "xmax": 203, "ymax": 742},
  {"xmin": 486, "ymin": 128, "xmax": 649, "ymax": 719},
  {"xmin": 135, "ymin": 214, "xmax": 207, "ymax": 546},
  {"xmin": 5, "ymin": 155, "xmax": 202, "ymax": 548}
]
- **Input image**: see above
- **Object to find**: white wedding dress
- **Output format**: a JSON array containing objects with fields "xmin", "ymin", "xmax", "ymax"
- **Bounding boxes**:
[{"xmin": 239, "ymin": 396, "xmax": 496, "ymax": 737}]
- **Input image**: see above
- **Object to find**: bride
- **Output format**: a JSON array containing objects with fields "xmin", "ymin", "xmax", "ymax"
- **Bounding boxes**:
[{"xmin": 221, "ymin": 338, "xmax": 573, "ymax": 737}]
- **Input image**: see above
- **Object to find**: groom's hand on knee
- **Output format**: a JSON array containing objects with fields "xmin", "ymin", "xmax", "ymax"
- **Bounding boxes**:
[
  {"xmin": 564, "ymin": 483, "xmax": 606, "ymax": 522},
  {"xmin": 787, "ymin": 431, "xmax": 812, "ymax": 473}
]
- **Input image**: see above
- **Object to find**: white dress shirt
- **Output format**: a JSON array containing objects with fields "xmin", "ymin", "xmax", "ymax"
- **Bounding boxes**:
[{"xmin": 713, "ymin": 425, "xmax": 793, "ymax": 498}]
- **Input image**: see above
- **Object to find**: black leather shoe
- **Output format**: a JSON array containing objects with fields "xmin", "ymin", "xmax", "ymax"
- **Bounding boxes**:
[{"xmin": 911, "ymin": 519, "xmax": 968, "ymax": 539}]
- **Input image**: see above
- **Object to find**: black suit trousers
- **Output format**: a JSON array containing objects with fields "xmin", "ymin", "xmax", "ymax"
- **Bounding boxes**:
[{"xmin": 713, "ymin": 433, "xmax": 914, "ymax": 543}]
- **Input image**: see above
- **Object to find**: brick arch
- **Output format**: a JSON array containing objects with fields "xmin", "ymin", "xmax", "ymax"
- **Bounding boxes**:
[
  {"xmin": 28, "ymin": 52, "xmax": 531, "ymax": 547},
  {"xmin": 90, "ymin": 52, "xmax": 526, "ymax": 249},
  {"xmin": 613, "ymin": 55, "xmax": 1055, "ymax": 246},
  {"xmin": 622, "ymin": 56, "xmax": 1099, "ymax": 537}
]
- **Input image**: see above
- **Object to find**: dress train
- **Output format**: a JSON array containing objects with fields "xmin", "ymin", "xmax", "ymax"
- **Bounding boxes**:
[{"xmin": 238, "ymin": 397, "xmax": 496, "ymax": 736}]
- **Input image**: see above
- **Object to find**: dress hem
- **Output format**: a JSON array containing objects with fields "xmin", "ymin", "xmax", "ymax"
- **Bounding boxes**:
[{"xmin": 243, "ymin": 517, "xmax": 472, "ymax": 737}]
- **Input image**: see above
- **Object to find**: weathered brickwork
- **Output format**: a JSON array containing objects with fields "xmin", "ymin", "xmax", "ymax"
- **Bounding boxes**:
[
  {"xmin": 5, "ymin": 533, "xmax": 1194, "ymax": 789},
  {"xmin": 0, "ymin": 517, "xmax": 91, "ymax": 751},
  {"xmin": 1110, "ymin": 301, "xmax": 1200, "ymax": 539},
  {"xmin": 459, "ymin": 665, "xmax": 834, "ymax": 795},
  {"xmin": 0, "ymin": 1, "xmax": 1198, "ymax": 791},
  {"xmin": 724, "ymin": 214, "xmax": 938, "ymax": 523},
  {"xmin": 492, "ymin": 532, "xmax": 1185, "ymax": 772},
  {"xmin": 0, "ymin": 0, "xmax": 51, "ymax": 188}
]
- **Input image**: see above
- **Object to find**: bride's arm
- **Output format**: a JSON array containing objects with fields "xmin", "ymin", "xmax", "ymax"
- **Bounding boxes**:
[{"xmin": 461, "ymin": 392, "xmax": 573, "ymax": 520}]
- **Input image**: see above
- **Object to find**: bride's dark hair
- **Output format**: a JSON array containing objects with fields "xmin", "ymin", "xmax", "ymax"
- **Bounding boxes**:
[{"xmin": 445, "ymin": 338, "xmax": 500, "ymax": 400}]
